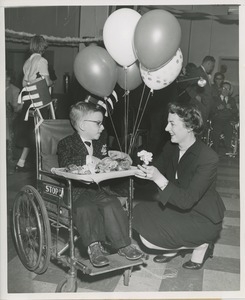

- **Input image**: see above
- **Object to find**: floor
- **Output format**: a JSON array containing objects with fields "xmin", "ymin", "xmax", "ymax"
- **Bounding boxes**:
[{"xmin": 5, "ymin": 150, "xmax": 241, "ymax": 297}]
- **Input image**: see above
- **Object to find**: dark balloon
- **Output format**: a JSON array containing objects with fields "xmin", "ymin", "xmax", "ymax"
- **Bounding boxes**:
[
  {"xmin": 117, "ymin": 62, "xmax": 143, "ymax": 91},
  {"xmin": 74, "ymin": 46, "xmax": 118, "ymax": 97},
  {"xmin": 134, "ymin": 9, "xmax": 181, "ymax": 70}
]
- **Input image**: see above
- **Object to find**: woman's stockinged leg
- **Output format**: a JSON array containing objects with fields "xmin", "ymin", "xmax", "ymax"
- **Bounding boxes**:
[
  {"xmin": 191, "ymin": 243, "xmax": 209, "ymax": 263},
  {"xmin": 17, "ymin": 147, "xmax": 30, "ymax": 167}
]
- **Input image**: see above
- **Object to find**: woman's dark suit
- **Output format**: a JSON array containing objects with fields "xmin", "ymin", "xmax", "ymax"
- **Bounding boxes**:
[{"xmin": 133, "ymin": 139, "xmax": 226, "ymax": 249}]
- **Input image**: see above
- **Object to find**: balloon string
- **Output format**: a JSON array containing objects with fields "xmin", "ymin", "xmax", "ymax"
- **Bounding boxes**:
[
  {"xmin": 128, "ymin": 88, "xmax": 152, "ymax": 155},
  {"xmin": 128, "ymin": 84, "xmax": 146, "ymax": 154},
  {"xmin": 123, "ymin": 68, "xmax": 130, "ymax": 153},
  {"xmin": 105, "ymin": 100, "xmax": 123, "ymax": 153},
  {"xmin": 126, "ymin": 92, "xmax": 130, "ymax": 153},
  {"xmin": 123, "ymin": 96, "xmax": 127, "ymax": 152}
]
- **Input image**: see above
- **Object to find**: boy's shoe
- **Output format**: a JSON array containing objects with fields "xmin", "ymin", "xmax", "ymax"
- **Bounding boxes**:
[
  {"xmin": 118, "ymin": 244, "xmax": 143, "ymax": 260},
  {"xmin": 88, "ymin": 242, "xmax": 110, "ymax": 267},
  {"xmin": 99, "ymin": 242, "xmax": 111, "ymax": 255}
]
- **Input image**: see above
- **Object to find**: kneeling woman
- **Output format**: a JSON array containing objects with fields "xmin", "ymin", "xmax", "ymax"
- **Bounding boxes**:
[{"xmin": 133, "ymin": 102, "xmax": 226, "ymax": 269}]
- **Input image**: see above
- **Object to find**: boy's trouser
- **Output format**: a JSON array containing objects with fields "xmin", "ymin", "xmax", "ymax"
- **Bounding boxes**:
[{"xmin": 74, "ymin": 188, "xmax": 131, "ymax": 249}]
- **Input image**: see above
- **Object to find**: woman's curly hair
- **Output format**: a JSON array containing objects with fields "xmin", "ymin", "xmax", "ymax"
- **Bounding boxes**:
[{"xmin": 168, "ymin": 101, "xmax": 204, "ymax": 135}]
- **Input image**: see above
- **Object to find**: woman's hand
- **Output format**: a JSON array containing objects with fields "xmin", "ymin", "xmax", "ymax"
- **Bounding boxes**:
[
  {"xmin": 108, "ymin": 150, "xmax": 132, "ymax": 164},
  {"xmin": 135, "ymin": 164, "xmax": 169, "ymax": 189},
  {"xmin": 135, "ymin": 165, "xmax": 160, "ymax": 181}
]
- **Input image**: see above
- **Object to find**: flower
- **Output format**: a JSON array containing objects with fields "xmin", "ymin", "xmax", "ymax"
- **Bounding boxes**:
[
  {"xmin": 137, "ymin": 150, "xmax": 153, "ymax": 165},
  {"xmin": 101, "ymin": 144, "xmax": 107, "ymax": 156}
]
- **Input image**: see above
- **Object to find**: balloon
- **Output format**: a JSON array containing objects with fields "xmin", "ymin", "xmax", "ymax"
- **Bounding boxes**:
[
  {"xmin": 134, "ymin": 9, "xmax": 181, "ymax": 70},
  {"xmin": 198, "ymin": 78, "xmax": 207, "ymax": 87},
  {"xmin": 74, "ymin": 46, "xmax": 117, "ymax": 97},
  {"xmin": 140, "ymin": 48, "xmax": 183, "ymax": 90},
  {"xmin": 117, "ymin": 62, "xmax": 143, "ymax": 91},
  {"xmin": 103, "ymin": 8, "xmax": 141, "ymax": 67}
]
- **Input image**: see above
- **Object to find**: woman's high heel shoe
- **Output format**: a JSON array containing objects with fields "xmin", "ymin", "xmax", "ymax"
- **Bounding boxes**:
[
  {"xmin": 153, "ymin": 249, "xmax": 190, "ymax": 263},
  {"xmin": 182, "ymin": 243, "xmax": 214, "ymax": 270}
]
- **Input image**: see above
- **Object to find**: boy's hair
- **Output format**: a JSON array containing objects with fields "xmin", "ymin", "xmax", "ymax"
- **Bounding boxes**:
[
  {"xmin": 69, "ymin": 101, "xmax": 103, "ymax": 131},
  {"xmin": 30, "ymin": 35, "xmax": 48, "ymax": 54}
]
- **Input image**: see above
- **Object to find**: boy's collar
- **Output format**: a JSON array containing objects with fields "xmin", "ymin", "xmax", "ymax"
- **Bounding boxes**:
[{"xmin": 80, "ymin": 135, "xmax": 92, "ymax": 144}]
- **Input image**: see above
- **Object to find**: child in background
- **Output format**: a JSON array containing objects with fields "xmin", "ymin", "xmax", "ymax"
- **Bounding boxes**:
[
  {"xmin": 57, "ymin": 101, "xmax": 142, "ymax": 267},
  {"xmin": 15, "ymin": 35, "xmax": 53, "ymax": 172},
  {"xmin": 6, "ymin": 70, "xmax": 21, "ymax": 167}
]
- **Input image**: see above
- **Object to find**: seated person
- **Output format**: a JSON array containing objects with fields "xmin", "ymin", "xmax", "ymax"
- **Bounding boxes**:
[
  {"xmin": 57, "ymin": 101, "xmax": 142, "ymax": 267},
  {"xmin": 211, "ymin": 81, "xmax": 238, "ymax": 154},
  {"xmin": 211, "ymin": 72, "xmax": 225, "ymax": 98},
  {"xmin": 133, "ymin": 102, "xmax": 226, "ymax": 270}
]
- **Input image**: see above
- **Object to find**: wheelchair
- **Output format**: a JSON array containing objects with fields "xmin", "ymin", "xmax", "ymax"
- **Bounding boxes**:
[
  {"xmin": 202, "ymin": 119, "xmax": 239, "ymax": 158},
  {"xmin": 12, "ymin": 104, "xmax": 145, "ymax": 292}
]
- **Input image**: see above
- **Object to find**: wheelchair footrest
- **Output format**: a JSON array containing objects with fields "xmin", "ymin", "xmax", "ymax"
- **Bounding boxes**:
[{"xmin": 77, "ymin": 253, "xmax": 144, "ymax": 276}]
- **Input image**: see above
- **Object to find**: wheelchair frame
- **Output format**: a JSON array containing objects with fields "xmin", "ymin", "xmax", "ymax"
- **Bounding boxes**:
[
  {"xmin": 202, "ymin": 119, "xmax": 239, "ymax": 158},
  {"xmin": 12, "ymin": 107, "xmax": 144, "ymax": 292}
]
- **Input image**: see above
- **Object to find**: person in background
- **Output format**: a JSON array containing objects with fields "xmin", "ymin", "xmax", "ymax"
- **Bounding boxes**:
[
  {"xmin": 133, "ymin": 101, "xmax": 225, "ymax": 270},
  {"xmin": 57, "ymin": 101, "xmax": 143, "ymax": 268},
  {"xmin": 185, "ymin": 56, "xmax": 216, "ymax": 123},
  {"xmin": 212, "ymin": 72, "xmax": 225, "ymax": 98},
  {"xmin": 183, "ymin": 62, "xmax": 197, "ymax": 77},
  {"xmin": 15, "ymin": 35, "xmax": 53, "ymax": 172},
  {"xmin": 6, "ymin": 70, "xmax": 21, "ymax": 168},
  {"xmin": 211, "ymin": 81, "xmax": 238, "ymax": 155},
  {"xmin": 234, "ymin": 94, "xmax": 239, "ymax": 111}
]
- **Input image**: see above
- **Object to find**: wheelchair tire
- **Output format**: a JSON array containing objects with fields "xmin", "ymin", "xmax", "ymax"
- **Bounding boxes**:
[
  {"xmin": 56, "ymin": 277, "xmax": 77, "ymax": 293},
  {"xmin": 12, "ymin": 185, "xmax": 51, "ymax": 274}
]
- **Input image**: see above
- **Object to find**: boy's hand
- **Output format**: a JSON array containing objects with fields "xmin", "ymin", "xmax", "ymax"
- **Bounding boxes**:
[
  {"xmin": 108, "ymin": 150, "xmax": 132, "ymax": 164},
  {"xmin": 86, "ymin": 155, "xmax": 101, "ymax": 165}
]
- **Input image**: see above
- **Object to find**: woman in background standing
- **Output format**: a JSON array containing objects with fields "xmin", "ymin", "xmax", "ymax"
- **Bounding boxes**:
[{"xmin": 15, "ymin": 35, "xmax": 53, "ymax": 172}]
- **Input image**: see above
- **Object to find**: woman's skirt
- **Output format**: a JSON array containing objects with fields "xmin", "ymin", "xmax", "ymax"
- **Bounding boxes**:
[{"xmin": 133, "ymin": 201, "xmax": 223, "ymax": 249}]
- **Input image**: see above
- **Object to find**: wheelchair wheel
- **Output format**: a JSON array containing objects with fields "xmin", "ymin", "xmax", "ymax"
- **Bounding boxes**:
[
  {"xmin": 12, "ymin": 185, "xmax": 51, "ymax": 274},
  {"xmin": 56, "ymin": 277, "xmax": 77, "ymax": 293}
]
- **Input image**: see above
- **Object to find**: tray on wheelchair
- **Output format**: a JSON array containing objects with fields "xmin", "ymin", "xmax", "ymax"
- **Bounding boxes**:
[{"xmin": 51, "ymin": 166, "xmax": 138, "ymax": 183}]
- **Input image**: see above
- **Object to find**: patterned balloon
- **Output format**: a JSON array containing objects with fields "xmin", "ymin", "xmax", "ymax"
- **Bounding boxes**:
[{"xmin": 140, "ymin": 48, "xmax": 183, "ymax": 90}]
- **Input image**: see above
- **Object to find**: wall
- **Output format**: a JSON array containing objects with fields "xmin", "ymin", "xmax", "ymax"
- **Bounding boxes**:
[
  {"xmin": 137, "ymin": 4, "xmax": 239, "ymax": 90},
  {"xmin": 5, "ymin": 5, "xmax": 239, "ymax": 93},
  {"xmin": 5, "ymin": 6, "xmax": 81, "ymax": 93},
  {"xmin": 177, "ymin": 5, "xmax": 239, "ymax": 89}
]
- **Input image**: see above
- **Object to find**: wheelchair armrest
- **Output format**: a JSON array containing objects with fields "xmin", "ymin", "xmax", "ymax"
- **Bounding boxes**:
[{"xmin": 39, "ymin": 170, "xmax": 72, "ymax": 186}]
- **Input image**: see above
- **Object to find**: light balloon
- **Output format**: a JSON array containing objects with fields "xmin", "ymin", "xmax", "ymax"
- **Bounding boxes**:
[
  {"xmin": 140, "ymin": 48, "xmax": 183, "ymax": 90},
  {"xmin": 117, "ymin": 62, "xmax": 143, "ymax": 91},
  {"xmin": 74, "ymin": 46, "xmax": 117, "ymax": 97},
  {"xmin": 134, "ymin": 9, "xmax": 181, "ymax": 70},
  {"xmin": 103, "ymin": 8, "xmax": 141, "ymax": 67}
]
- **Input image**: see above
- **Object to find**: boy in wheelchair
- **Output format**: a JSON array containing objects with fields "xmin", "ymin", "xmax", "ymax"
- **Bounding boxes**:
[{"xmin": 57, "ymin": 101, "xmax": 143, "ymax": 267}]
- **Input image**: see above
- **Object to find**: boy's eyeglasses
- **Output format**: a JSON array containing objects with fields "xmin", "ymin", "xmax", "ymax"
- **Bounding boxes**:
[{"xmin": 84, "ymin": 120, "xmax": 103, "ymax": 127}]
